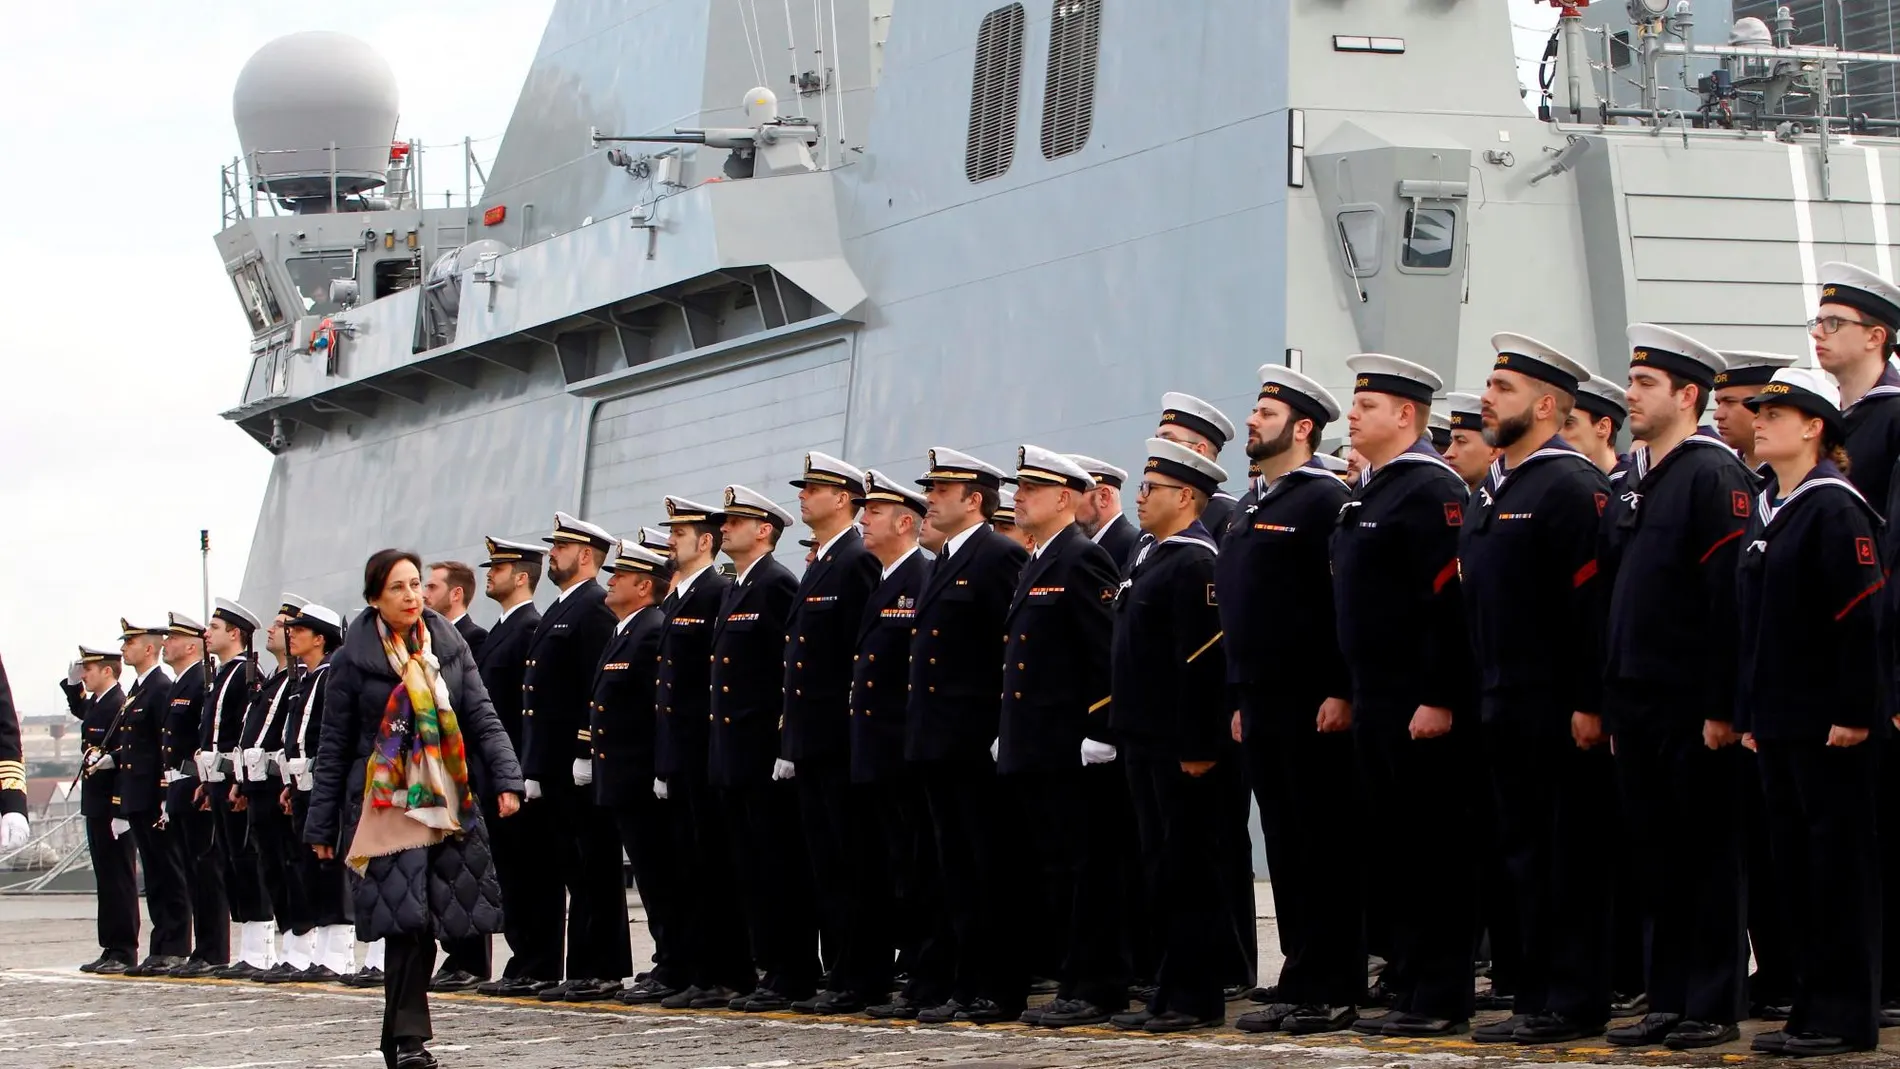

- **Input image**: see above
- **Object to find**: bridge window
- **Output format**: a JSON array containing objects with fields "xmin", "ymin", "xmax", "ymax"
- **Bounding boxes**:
[
  {"xmin": 966, "ymin": 3, "xmax": 1027, "ymax": 182},
  {"xmin": 1400, "ymin": 206, "xmax": 1457, "ymax": 271},
  {"xmin": 229, "ymin": 260, "xmax": 285, "ymax": 334},
  {"xmin": 1041, "ymin": 0, "xmax": 1102, "ymax": 160}
]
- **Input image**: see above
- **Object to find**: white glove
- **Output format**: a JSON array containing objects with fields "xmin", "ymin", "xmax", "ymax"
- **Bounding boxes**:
[
  {"xmin": 1080, "ymin": 738, "xmax": 1119, "ymax": 766},
  {"xmin": 653, "ymin": 778, "xmax": 669, "ymax": 800},
  {"xmin": 110, "ymin": 818, "xmax": 131, "ymax": 839},
  {"xmin": 772, "ymin": 759, "xmax": 796, "ymax": 782},
  {"xmin": 88, "ymin": 752, "xmax": 116, "ymax": 772},
  {"xmin": 570, "ymin": 758, "xmax": 593, "ymax": 787},
  {"xmin": 0, "ymin": 812, "xmax": 29, "ymax": 849},
  {"xmin": 523, "ymin": 779, "xmax": 543, "ymax": 801},
  {"xmin": 989, "ymin": 738, "xmax": 999, "ymax": 762}
]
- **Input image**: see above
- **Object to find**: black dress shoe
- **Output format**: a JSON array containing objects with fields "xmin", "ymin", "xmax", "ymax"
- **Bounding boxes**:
[
  {"xmin": 1028, "ymin": 976, "xmax": 1059, "ymax": 995},
  {"xmin": 256, "ymin": 962, "xmax": 304, "ymax": 984},
  {"xmin": 954, "ymin": 997, "xmax": 1015, "ymax": 1023},
  {"xmin": 1784, "ymin": 1031, "xmax": 1867, "ymax": 1057},
  {"xmin": 1222, "ymin": 985, "xmax": 1251, "ymax": 1002},
  {"xmin": 78, "ymin": 954, "xmax": 108, "ymax": 973},
  {"xmin": 536, "ymin": 980, "xmax": 576, "ymax": 1002},
  {"xmin": 347, "ymin": 966, "xmax": 385, "ymax": 988},
  {"xmin": 1110, "ymin": 1008, "xmax": 1155, "ymax": 1030},
  {"xmin": 1247, "ymin": 983, "xmax": 1282, "ymax": 1004},
  {"xmin": 1881, "ymin": 1001, "xmax": 1900, "ymax": 1029},
  {"xmin": 1512, "ymin": 1013, "xmax": 1602, "ymax": 1043},
  {"xmin": 93, "ymin": 956, "xmax": 131, "ymax": 975},
  {"xmin": 1473, "ymin": 1014, "xmax": 1533, "ymax": 1044},
  {"xmin": 128, "ymin": 954, "xmax": 189, "ymax": 977},
  {"xmin": 392, "ymin": 1042, "xmax": 438, "ymax": 1069},
  {"xmin": 169, "ymin": 957, "xmax": 217, "ymax": 978},
  {"xmin": 1361, "ymin": 980, "xmax": 1398, "ymax": 1008},
  {"xmin": 658, "ymin": 984, "xmax": 705, "ymax": 1009},
  {"xmin": 1039, "ymin": 999, "xmax": 1112, "ymax": 1027},
  {"xmin": 1473, "ymin": 992, "xmax": 1515, "ymax": 1011},
  {"xmin": 1284, "ymin": 1004, "xmax": 1357, "ymax": 1035},
  {"xmin": 428, "ymin": 969, "xmax": 481, "ymax": 993},
  {"xmin": 618, "ymin": 977, "xmax": 681, "ymax": 1004},
  {"xmin": 1609, "ymin": 991, "xmax": 1649, "ymax": 1017},
  {"xmin": 299, "ymin": 965, "xmax": 344, "ymax": 984},
  {"xmin": 866, "ymin": 997, "xmax": 924, "ymax": 1019},
  {"xmin": 1235, "ymin": 1002, "xmax": 1299, "ymax": 1033},
  {"xmin": 565, "ymin": 978, "xmax": 622, "ymax": 1002},
  {"xmin": 803, "ymin": 991, "xmax": 865, "ymax": 1015},
  {"xmin": 738, "ymin": 988, "xmax": 794, "ymax": 1012},
  {"xmin": 478, "ymin": 976, "xmax": 544, "ymax": 997},
  {"xmin": 1378, "ymin": 1013, "xmax": 1468, "ymax": 1037},
  {"xmin": 1663, "ymin": 1020, "xmax": 1739, "ymax": 1049},
  {"xmin": 1132, "ymin": 984, "xmax": 1158, "ymax": 1003},
  {"xmin": 1606, "ymin": 1012, "xmax": 1683, "ymax": 1047},
  {"xmin": 1351, "ymin": 1011, "xmax": 1396, "ymax": 1035},
  {"xmin": 686, "ymin": 985, "xmax": 740, "ymax": 1009},
  {"xmin": 1144, "ymin": 1009, "xmax": 1222, "ymax": 1033},
  {"xmin": 1752, "ymin": 1002, "xmax": 1793, "ymax": 1022},
  {"xmin": 1751, "ymin": 1028, "xmax": 1792, "ymax": 1054}
]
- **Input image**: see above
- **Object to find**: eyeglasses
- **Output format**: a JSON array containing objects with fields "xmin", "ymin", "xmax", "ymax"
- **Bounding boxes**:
[
  {"xmin": 1809, "ymin": 315, "xmax": 1874, "ymax": 335},
  {"xmin": 1136, "ymin": 479, "xmax": 1189, "ymax": 497}
]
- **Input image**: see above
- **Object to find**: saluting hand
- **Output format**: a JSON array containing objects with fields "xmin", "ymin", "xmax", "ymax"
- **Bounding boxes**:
[
  {"xmin": 1570, "ymin": 712, "xmax": 1604, "ymax": 750},
  {"xmin": 1828, "ymin": 724, "xmax": 1870, "ymax": 748},
  {"xmin": 497, "ymin": 791, "xmax": 521, "ymax": 818},
  {"xmin": 1409, "ymin": 705, "xmax": 1452, "ymax": 740},
  {"xmin": 1702, "ymin": 719, "xmax": 1740, "ymax": 751},
  {"xmin": 1316, "ymin": 698, "xmax": 1352, "ymax": 734}
]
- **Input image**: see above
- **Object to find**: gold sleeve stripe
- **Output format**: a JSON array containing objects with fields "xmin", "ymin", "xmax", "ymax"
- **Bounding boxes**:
[
  {"xmin": 1185, "ymin": 631, "xmax": 1225, "ymax": 664},
  {"xmin": 1087, "ymin": 696, "xmax": 1112, "ymax": 714},
  {"xmin": 576, "ymin": 729, "xmax": 592, "ymax": 741}
]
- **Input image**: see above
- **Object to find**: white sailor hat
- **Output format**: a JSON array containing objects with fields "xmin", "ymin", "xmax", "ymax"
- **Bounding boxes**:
[
  {"xmin": 277, "ymin": 593, "xmax": 309, "ymax": 619},
  {"xmin": 661, "ymin": 496, "xmax": 724, "ymax": 526},
  {"xmin": 638, "ymin": 526, "xmax": 672, "ymax": 554},
  {"xmin": 166, "ymin": 612, "xmax": 205, "ymax": 638},
  {"xmin": 1575, "ymin": 374, "xmax": 1629, "ymax": 424},
  {"xmin": 992, "ymin": 487, "xmax": 1018, "ymax": 525},
  {"xmin": 212, "ymin": 597, "xmax": 262, "ymax": 634},
  {"xmin": 1015, "ymin": 446, "xmax": 1094, "ymax": 492},
  {"xmin": 119, "ymin": 617, "xmax": 167, "ymax": 641},
  {"xmin": 1428, "ymin": 411, "xmax": 1452, "ymax": 431},
  {"xmin": 1158, "ymin": 392, "xmax": 1237, "ymax": 449},
  {"xmin": 723, "ymin": 485, "xmax": 796, "ymax": 529},
  {"xmin": 856, "ymin": 469, "xmax": 928, "ymax": 514},
  {"xmin": 1256, "ymin": 365, "xmax": 1343, "ymax": 425},
  {"xmin": 1315, "ymin": 452, "xmax": 1351, "ymax": 474},
  {"xmin": 1065, "ymin": 455, "xmax": 1128, "ymax": 489},
  {"xmin": 1144, "ymin": 437, "xmax": 1229, "ymax": 497},
  {"xmin": 917, "ymin": 446, "xmax": 1009, "ymax": 490},
  {"xmin": 1346, "ymin": 354, "xmax": 1443, "ymax": 404},
  {"xmin": 1490, "ymin": 332, "xmax": 1589, "ymax": 396},
  {"xmin": 1627, "ymin": 324, "xmax": 1726, "ymax": 388},
  {"xmin": 1714, "ymin": 351, "xmax": 1799, "ymax": 390},
  {"xmin": 1745, "ymin": 366, "xmax": 1846, "ymax": 431},
  {"xmin": 1818, "ymin": 261, "xmax": 1900, "ymax": 328},
  {"xmin": 607, "ymin": 541, "xmax": 675, "ymax": 579},
  {"xmin": 544, "ymin": 510, "xmax": 615, "ymax": 551},
  {"xmin": 285, "ymin": 603, "xmax": 344, "ymax": 645},
  {"xmin": 481, "ymin": 536, "xmax": 546, "ymax": 567},
  {"xmin": 1444, "ymin": 392, "xmax": 1483, "ymax": 432},
  {"xmin": 790, "ymin": 451, "xmax": 867, "ymax": 496},
  {"xmin": 77, "ymin": 643, "xmax": 121, "ymax": 665}
]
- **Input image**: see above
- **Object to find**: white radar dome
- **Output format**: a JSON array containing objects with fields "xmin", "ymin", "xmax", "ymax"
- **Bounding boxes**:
[{"xmin": 233, "ymin": 31, "xmax": 400, "ymax": 200}]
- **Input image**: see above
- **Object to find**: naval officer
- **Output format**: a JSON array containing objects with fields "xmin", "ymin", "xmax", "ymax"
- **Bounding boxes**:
[
  {"xmin": 158, "ymin": 612, "xmax": 229, "ymax": 976},
  {"xmin": 1069, "ymin": 456, "xmax": 1138, "ymax": 569},
  {"xmin": 1712, "ymin": 353, "xmax": 1798, "ymax": 473},
  {"xmin": 781, "ymin": 454, "xmax": 883, "ymax": 1014},
  {"xmin": 991, "ymin": 488, "xmax": 1033, "ymax": 550},
  {"xmin": 67, "ymin": 644, "xmax": 137, "ymax": 973},
  {"xmin": 1441, "ymin": 393, "xmax": 1493, "ymax": 491},
  {"xmin": 114, "ymin": 618, "xmax": 192, "ymax": 976},
  {"xmin": 1332, "ymin": 355, "xmax": 1477, "ymax": 1038},
  {"xmin": 1219, "ymin": 366, "xmax": 1362, "ymax": 1036},
  {"xmin": 1107, "ymin": 438, "xmax": 1231, "ymax": 1034},
  {"xmin": 1563, "ymin": 375, "xmax": 1628, "ymax": 475},
  {"xmin": 238, "ymin": 600, "xmax": 304, "ymax": 979},
  {"xmin": 198, "ymin": 597, "xmax": 276, "ymax": 978},
  {"xmin": 1458, "ymin": 336, "xmax": 1614, "ymax": 1045},
  {"xmin": 1600, "ymin": 326, "xmax": 1753, "ymax": 1050},
  {"xmin": 1155, "ymin": 393, "xmax": 1241, "ymax": 538}
]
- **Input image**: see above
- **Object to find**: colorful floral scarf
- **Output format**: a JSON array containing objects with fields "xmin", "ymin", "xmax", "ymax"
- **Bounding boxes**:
[{"xmin": 345, "ymin": 615, "xmax": 474, "ymax": 874}]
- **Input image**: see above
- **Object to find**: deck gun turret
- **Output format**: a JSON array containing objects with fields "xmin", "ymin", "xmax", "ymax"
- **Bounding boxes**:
[{"xmin": 591, "ymin": 86, "xmax": 820, "ymax": 181}]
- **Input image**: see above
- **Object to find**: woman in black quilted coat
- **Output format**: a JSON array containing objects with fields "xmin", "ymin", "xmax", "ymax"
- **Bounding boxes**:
[{"xmin": 306, "ymin": 549, "xmax": 524, "ymax": 1069}]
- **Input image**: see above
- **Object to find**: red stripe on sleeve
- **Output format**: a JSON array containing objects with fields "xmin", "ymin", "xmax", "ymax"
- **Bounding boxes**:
[
  {"xmin": 1698, "ymin": 528, "xmax": 1743, "ymax": 564},
  {"xmin": 1836, "ymin": 578, "xmax": 1887, "ymax": 622},
  {"xmin": 1432, "ymin": 559, "xmax": 1459, "ymax": 594},
  {"xmin": 1572, "ymin": 559, "xmax": 1598, "ymax": 588}
]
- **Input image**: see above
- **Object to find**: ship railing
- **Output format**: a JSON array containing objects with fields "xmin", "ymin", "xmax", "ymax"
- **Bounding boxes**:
[
  {"xmin": 0, "ymin": 802, "xmax": 88, "ymax": 894},
  {"xmin": 220, "ymin": 136, "xmax": 498, "ymax": 228}
]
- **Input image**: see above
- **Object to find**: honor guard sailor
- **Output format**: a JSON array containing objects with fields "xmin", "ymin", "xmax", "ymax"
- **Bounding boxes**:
[
  {"xmin": 67, "ymin": 644, "xmax": 137, "ymax": 973},
  {"xmin": 1713, "ymin": 353, "xmax": 1798, "ymax": 472},
  {"xmin": 991, "ymin": 488, "xmax": 1033, "ymax": 550},
  {"xmin": 1107, "ymin": 439, "xmax": 1231, "ymax": 1034},
  {"xmin": 240, "ymin": 602, "xmax": 305, "ymax": 981},
  {"xmin": 276, "ymin": 604, "xmax": 354, "ymax": 981},
  {"xmin": 1069, "ymin": 456, "xmax": 1138, "ymax": 569},
  {"xmin": 198, "ymin": 597, "xmax": 277, "ymax": 978},
  {"xmin": 1220, "ymin": 366, "xmax": 1363, "ymax": 1036},
  {"xmin": 1428, "ymin": 411, "xmax": 1454, "ymax": 454},
  {"xmin": 157, "ymin": 612, "xmax": 229, "ymax": 976},
  {"xmin": 1564, "ymin": 375, "xmax": 1629, "ymax": 475},
  {"xmin": 1156, "ymin": 393, "xmax": 1240, "ymax": 538},
  {"xmin": 1331, "ymin": 354, "xmax": 1478, "ymax": 1038},
  {"xmin": 1600, "ymin": 325, "xmax": 1754, "ymax": 1049},
  {"xmin": 1442, "ymin": 393, "xmax": 1493, "ymax": 491},
  {"xmin": 1460, "ymin": 336, "xmax": 1615, "ymax": 1044},
  {"xmin": 1812, "ymin": 261, "xmax": 1900, "ymax": 512},
  {"xmin": 115, "ymin": 618, "xmax": 193, "ymax": 976},
  {"xmin": 1735, "ymin": 369, "xmax": 1885, "ymax": 1055}
]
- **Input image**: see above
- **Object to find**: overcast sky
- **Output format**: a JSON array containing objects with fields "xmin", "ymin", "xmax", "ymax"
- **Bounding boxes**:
[{"xmin": 0, "ymin": 0, "xmax": 1556, "ymax": 714}]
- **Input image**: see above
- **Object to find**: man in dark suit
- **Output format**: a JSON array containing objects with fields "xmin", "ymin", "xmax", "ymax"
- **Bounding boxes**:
[
  {"xmin": 781, "ymin": 453, "xmax": 883, "ymax": 1014},
  {"xmin": 114, "ymin": 619, "xmax": 192, "ymax": 976},
  {"xmin": 66, "ymin": 645, "xmax": 137, "ymax": 973},
  {"xmin": 471, "ymin": 537, "xmax": 547, "ymax": 996},
  {"xmin": 710, "ymin": 485, "xmax": 817, "ymax": 1011},
  {"xmin": 426, "ymin": 560, "xmax": 489, "ymax": 658},
  {"xmin": 906, "ymin": 447, "xmax": 1030, "ymax": 1024},
  {"xmin": 157, "ymin": 613, "xmax": 228, "ymax": 976},
  {"xmin": 519, "ymin": 512, "xmax": 620, "ymax": 1001},
  {"xmin": 1070, "ymin": 455, "xmax": 1139, "ymax": 570},
  {"xmin": 1001, "ymin": 447, "xmax": 1126, "ymax": 1027}
]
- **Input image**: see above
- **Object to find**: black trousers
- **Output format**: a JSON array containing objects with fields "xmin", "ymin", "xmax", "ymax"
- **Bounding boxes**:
[
  {"xmin": 1214, "ymin": 739, "xmax": 1259, "ymax": 990},
  {"xmin": 1123, "ymin": 746, "xmax": 1231, "ymax": 1021},
  {"xmin": 1759, "ymin": 737, "xmax": 1882, "ymax": 1047},
  {"xmin": 571, "ymin": 794, "xmax": 632, "ymax": 981},
  {"xmin": 1879, "ymin": 733, "xmax": 1900, "ymax": 1004},
  {"xmin": 1481, "ymin": 717, "xmax": 1613, "ymax": 1023},
  {"xmin": 246, "ymin": 789, "xmax": 294, "ymax": 930},
  {"xmin": 382, "ymin": 933, "xmax": 435, "ymax": 1066},
  {"xmin": 1742, "ymin": 748, "xmax": 1795, "ymax": 1008},
  {"xmin": 214, "ymin": 788, "xmax": 273, "ymax": 923},
  {"xmin": 1352, "ymin": 706, "xmax": 1476, "ymax": 1022},
  {"xmin": 1612, "ymin": 714, "xmax": 1748, "ymax": 1024},
  {"xmin": 720, "ymin": 777, "xmax": 820, "ymax": 996},
  {"xmin": 796, "ymin": 757, "xmax": 883, "ymax": 996},
  {"xmin": 1609, "ymin": 849, "xmax": 1646, "ymax": 998},
  {"xmin": 1011, "ymin": 764, "xmax": 1132, "ymax": 1009},
  {"xmin": 486, "ymin": 781, "xmax": 537, "ymax": 979},
  {"xmin": 614, "ymin": 788, "xmax": 686, "ymax": 989},
  {"xmin": 506, "ymin": 778, "xmax": 579, "ymax": 980},
  {"xmin": 128, "ymin": 811, "xmax": 192, "ymax": 958},
  {"xmin": 1243, "ymin": 698, "xmax": 1366, "ymax": 1008},
  {"xmin": 867, "ymin": 777, "xmax": 953, "ymax": 1005},
  {"xmin": 168, "ymin": 779, "xmax": 229, "ymax": 961},
  {"xmin": 86, "ymin": 811, "xmax": 139, "ymax": 958},
  {"xmin": 921, "ymin": 756, "xmax": 1027, "ymax": 1010},
  {"xmin": 670, "ymin": 772, "xmax": 752, "ymax": 992},
  {"xmin": 1470, "ymin": 755, "xmax": 1522, "ymax": 1000},
  {"xmin": 288, "ymin": 790, "xmax": 347, "ymax": 930}
]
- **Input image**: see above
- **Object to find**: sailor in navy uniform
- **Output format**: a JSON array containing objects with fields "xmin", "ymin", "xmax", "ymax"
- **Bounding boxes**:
[
  {"xmin": 1442, "ymin": 392, "xmax": 1494, "ymax": 491},
  {"xmin": 991, "ymin": 487, "xmax": 1033, "ymax": 550},
  {"xmin": 68, "ymin": 644, "xmax": 138, "ymax": 973},
  {"xmin": 114, "ymin": 618, "xmax": 192, "ymax": 976},
  {"xmin": 1331, "ymin": 355, "xmax": 1477, "ymax": 1039},
  {"xmin": 1070, "ymin": 456, "xmax": 1138, "ymax": 570},
  {"xmin": 156, "ymin": 613, "xmax": 229, "ymax": 976},
  {"xmin": 0, "ymin": 657, "xmax": 26, "ymax": 852},
  {"xmin": 905, "ymin": 447, "xmax": 1030, "ymax": 1024},
  {"xmin": 1155, "ymin": 393, "xmax": 1241, "ymax": 538},
  {"xmin": 239, "ymin": 600, "xmax": 306, "ymax": 981},
  {"xmin": 1220, "ymin": 367, "xmax": 1363, "ymax": 1036},
  {"xmin": 1712, "ymin": 353, "xmax": 1797, "ymax": 473},
  {"xmin": 1107, "ymin": 439, "xmax": 1231, "ymax": 1034},
  {"xmin": 638, "ymin": 526, "xmax": 672, "ymax": 556},
  {"xmin": 1457, "ymin": 337, "xmax": 1615, "ymax": 1045},
  {"xmin": 849, "ymin": 472, "xmax": 948, "ymax": 1019},
  {"xmin": 995, "ymin": 447, "xmax": 1125, "ymax": 1028},
  {"xmin": 198, "ymin": 597, "xmax": 276, "ymax": 978},
  {"xmin": 276, "ymin": 604, "xmax": 352, "ymax": 981},
  {"xmin": 581, "ymin": 542, "xmax": 676, "ymax": 1003},
  {"xmin": 1811, "ymin": 261, "xmax": 1900, "ymax": 512},
  {"xmin": 1599, "ymin": 326, "xmax": 1754, "ymax": 1049},
  {"xmin": 708, "ymin": 485, "xmax": 818, "ymax": 1011},
  {"xmin": 1429, "ymin": 411, "xmax": 1454, "ymax": 454},
  {"xmin": 1564, "ymin": 374, "xmax": 1629, "ymax": 476},
  {"xmin": 1735, "ymin": 368, "xmax": 1886, "ymax": 1056},
  {"xmin": 649, "ymin": 496, "xmax": 751, "ymax": 1010},
  {"xmin": 461, "ymin": 536, "xmax": 546, "ymax": 996}
]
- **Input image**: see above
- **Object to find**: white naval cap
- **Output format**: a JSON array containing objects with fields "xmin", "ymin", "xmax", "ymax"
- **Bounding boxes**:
[
  {"xmin": 1745, "ymin": 366, "xmax": 1846, "ymax": 428},
  {"xmin": 1346, "ymin": 353, "xmax": 1443, "ymax": 404},
  {"xmin": 1015, "ymin": 446, "xmax": 1094, "ymax": 492},
  {"xmin": 1428, "ymin": 410, "xmax": 1452, "ymax": 431},
  {"xmin": 1490, "ymin": 332, "xmax": 1590, "ymax": 396},
  {"xmin": 286, "ymin": 603, "xmax": 344, "ymax": 643},
  {"xmin": 1144, "ymin": 437, "xmax": 1229, "ymax": 498},
  {"xmin": 661, "ymin": 496, "xmax": 724, "ymax": 526},
  {"xmin": 790, "ymin": 450, "xmax": 867, "ymax": 496},
  {"xmin": 1627, "ymin": 323, "xmax": 1726, "ymax": 387},
  {"xmin": 1159, "ymin": 392, "xmax": 1238, "ymax": 450},
  {"xmin": 212, "ymin": 597, "xmax": 262, "ymax": 634},
  {"xmin": 277, "ymin": 593, "xmax": 310, "ymax": 618},
  {"xmin": 917, "ymin": 446, "xmax": 1009, "ymax": 489},
  {"xmin": 1714, "ymin": 351, "xmax": 1799, "ymax": 389},
  {"xmin": 1444, "ymin": 391, "xmax": 1483, "ymax": 432},
  {"xmin": 119, "ymin": 617, "xmax": 167, "ymax": 640},
  {"xmin": 1065, "ymin": 454, "xmax": 1129, "ymax": 489},
  {"xmin": 77, "ymin": 643, "xmax": 121, "ymax": 664},
  {"xmin": 856, "ymin": 469, "xmax": 928, "ymax": 514},
  {"xmin": 1256, "ymin": 365, "xmax": 1343, "ymax": 425},
  {"xmin": 1575, "ymin": 374, "xmax": 1629, "ymax": 424},
  {"xmin": 723, "ymin": 485, "xmax": 796, "ymax": 529},
  {"xmin": 992, "ymin": 486, "xmax": 1018, "ymax": 524},
  {"xmin": 480, "ymin": 535, "xmax": 547, "ymax": 567},
  {"xmin": 167, "ymin": 612, "xmax": 205, "ymax": 638},
  {"xmin": 1818, "ymin": 261, "xmax": 1900, "ymax": 327},
  {"xmin": 1315, "ymin": 452, "xmax": 1351, "ymax": 473},
  {"xmin": 543, "ymin": 510, "xmax": 615, "ymax": 551},
  {"xmin": 607, "ymin": 541, "xmax": 674, "ymax": 578}
]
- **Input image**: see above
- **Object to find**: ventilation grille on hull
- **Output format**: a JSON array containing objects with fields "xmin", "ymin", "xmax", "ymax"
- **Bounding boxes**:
[
  {"xmin": 966, "ymin": 3, "xmax": 1027, "ymax": 182},
  {"xmin": 1041, "ymin": 0, "xmax": 1101, "ymax": 159}
]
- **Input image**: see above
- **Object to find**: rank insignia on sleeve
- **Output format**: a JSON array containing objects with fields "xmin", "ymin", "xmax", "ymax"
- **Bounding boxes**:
[
  {"xmin": 1444, "ymin": 502, "xmax": 1464, "ymax": 527},
  {"xmin": 1731, "ymin": 490, "xmax": 1751, "ymax": 517},
  {"xmin": 1858, "ymin": 536, "xmax": 1877, "ymax": 566},
  {"xmin": 1594, "ymin": 492, "xmax": 1608, "ymax": 516},
  {"xmin": 1206, "ymin": 584, "xmax": 1218, "ymax": 606}
]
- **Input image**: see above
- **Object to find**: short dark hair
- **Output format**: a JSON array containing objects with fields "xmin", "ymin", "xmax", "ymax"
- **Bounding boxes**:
[
  {"xmin": 679, "ymin": 521, "xmax": 724, "ymax": 558},
  {"xmin": 510, "ymin": 557, "xmax": 542, "ymax": 594},
  {"xmin": 760, "ymin": 521, "xmax": 784, "ymax": 549},
  {"xmin": 430, "ymin": 561, "xmax": 477, "ymax": 606},
  {"xmin": 292, "ymin": 623, "xmax": 341, "ymax": 654},
  {"xmin": 1665, "ymin": 373, "xmax": 1711, "ymax": 418},
  {"xmin": 363, "ymin": 548, "xmax": 423, "ymax": 603},
  {"xmin": 969, "ymin": 484, "xmax": 1001, "ymax": 521}
]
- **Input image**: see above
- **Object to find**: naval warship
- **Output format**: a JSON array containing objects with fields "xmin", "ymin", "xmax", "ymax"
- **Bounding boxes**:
[{"xmin": 212, "ymin": 0, "xmax": 1900, "ymax": 618}]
